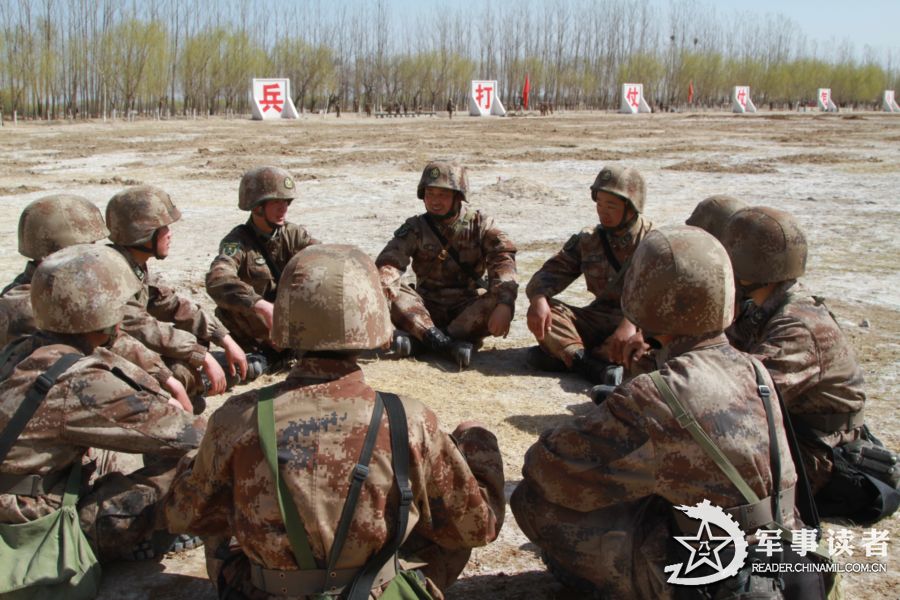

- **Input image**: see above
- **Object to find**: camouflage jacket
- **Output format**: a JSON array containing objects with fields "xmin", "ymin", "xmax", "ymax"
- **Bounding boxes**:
[
  {"xmin": 376, "ymin": 206, "xmax": 518, "ymax": 306},
  {"xmin": 526, "ymin": 216, "xmax": 652, "ymax": 308},
  {"xmin": 164, "ymin": 357, "xmax": 505, "ymax": 571},
  {"xmin": 519, "ymin": 333, "xmax": 798, "ymax": 523},
  {"xmin": 112, "ymin": 244, "xmax": 225, "ymax": 368},
  {"xmin": 0, "ymin": 332, "xmax": 205, "ymax": 523},
  {"xmin": 726, "ymin": 281, "xmax": 866, "ymax": 423},
  {"xmin": 206, "ymin": 219, "xmax": 318, "ymax": 312}
]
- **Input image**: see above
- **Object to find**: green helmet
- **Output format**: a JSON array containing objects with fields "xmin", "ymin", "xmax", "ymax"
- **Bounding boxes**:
[
  {"xmin": 239, "ymin": 166, "xmax": 298, "ymax": 210},
  {"xmin": 721, "ymin": 207, "xmax": 807, "ymax": 284},
  {"xmin": 416, "ymin": 160, "xmax": 469, "ymax": 201},
  {"xmin": 590, "ymin": 165, "xmax": 645, "ymax": 213},
  {"xmin": 31, "ymin": 245, "xmax": 140, "ymax": 334},
  {"xmin": 685, "ymin": 195, "xmax": 748, "ymax": 242},
  {"xmin": 622, "ymin": 226, "xmax": 735, "ymax": 336},
  {"xmin": 271, "ymin": 245, "xmax": 392, "ymax": 351},
  {"xmin": 18, "ymin": 194, "xmax": 109, "ymax": 260},
  {"xmin": 106, "ymin": 186, "xmax": 181, "ymax": 246}
]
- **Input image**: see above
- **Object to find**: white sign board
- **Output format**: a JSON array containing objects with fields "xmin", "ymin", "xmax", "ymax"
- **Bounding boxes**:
[
  {"xmin": 884, "ymin": 90, "xmax": 900, "ymax": 113},
  {"xmin": 817, "ymin": 88, "xmax": 837, "ymax": 112},
  {"xmin": 468, "ymin": 80, "xmax": 506, "ymax": 116},
  {"xmin": 620, "ymin": 83, "xmax": 651, "ymax": 114},
  {"xmin": 251, "ymin": 78, "xmax": 299, "ymax": 120},
  {"xmin": 732, "ymin": 86, "xmax": 757, "ymax": 113}
]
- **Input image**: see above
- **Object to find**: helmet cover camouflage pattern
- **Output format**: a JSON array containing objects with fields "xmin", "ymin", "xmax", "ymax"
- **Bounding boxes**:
[
  {"xmin": 590, "ymin": 165, "xmax": 645, "ymax": 213},
  {"xmin": 18, "ymin": 194, "xmax": 109, "ymax": 260},
  {"xmin": 685, "ymin": 195, "xmax": 748, "ymax": 242},
  {"xmin": 622, "ymin": 226, "xmax": 735, "ymax": 336},
  {"xmin": 31, "ymin": 245, "xmax": 141, "ymax": 333},
  {"xmin": 721, "ymin": 207, "xmax": 807, "ymax": 283},
  {"xmin": 238, "ymin": 166, "xmax": 298, "ymax": 211},
  {"xmin": 416, "ymin": 160, "xmax": 469, "ymax": 201},
  {"xmin": 106, "ymin": 186, "xmax": 181, "ymax": 246},
  {"xmin": 272, "ymin": 244, "xmax": 392, "ymax": 351}
]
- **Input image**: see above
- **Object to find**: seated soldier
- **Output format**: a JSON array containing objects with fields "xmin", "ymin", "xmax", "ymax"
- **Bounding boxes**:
[
  {"xmin": 165, "ymin": 244, "xmax": 505, "ymax": 599},
  {"xmin": 106, "ymin": 186, "xmax": 249, "ymax": 414},
  {"xmin": 525, "ymin": 165, "xmax": 652, "ymax": 384},
  {"xmin": 205, "ymin": 166, "xmax": 318, "ymax": 371},
  {"xmin": 376, "ymin": 160, "xmax": 517, "ymax": 368},
  {"xmin": 722, "ymin": 207, "xmax": 898, "ymax": 522},
  {"xmin": 0, "ymin": 245, "xmax": 206, "ymax": 566},
  {"xmin": 0, "ymin": 193, "xmax": 194, "ymax": 410},
  {"xmin": 512, "ymin": 226, "xmax": 825, "ymax": 599}
]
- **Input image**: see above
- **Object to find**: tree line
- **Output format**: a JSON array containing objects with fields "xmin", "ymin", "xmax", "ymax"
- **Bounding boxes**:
[{"xmin": 2, "ymin": 0, "xmax": 899, "ymax": 119}]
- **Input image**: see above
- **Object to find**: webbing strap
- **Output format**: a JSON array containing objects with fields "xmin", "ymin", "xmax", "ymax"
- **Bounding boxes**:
[
  {"xmin": 596, "ymin": 227, "xmax": 622, "ymax": 272},
  {"xmin": 422, "ymin": 214, "xmax": 486, "ymax": 288},
  {"xmin": 752, "ymin": 359, "xmax": 782, "ymax": 526},
  {"xmin": 257, "ymin": 384, "xmax": 318, "ymax": 570}
]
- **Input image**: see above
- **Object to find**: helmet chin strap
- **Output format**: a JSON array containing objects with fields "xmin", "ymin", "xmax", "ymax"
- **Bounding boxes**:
[
  {"xmin": 253, "ymin": 205, "xmax": 281, "ymax": 232},
  {"xmin": 133, "ymin": 229, "xmax": 164, "ymax": 260}
]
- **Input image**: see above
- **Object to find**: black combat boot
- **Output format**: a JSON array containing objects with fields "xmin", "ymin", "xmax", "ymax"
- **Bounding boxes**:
[
  {"xmin": 589, "ymin": 365, "xmax": 625, "ymax": 404},
  {"xmin": 391, "ymin": 329, "xmax": 413, "ymax": 357},
  {"xmin": 423, "ymin": 327, "xmax": 473, "ymax": 369},
  {"xmin": 571, "ymin": 348, "xmax": 620, "ymax": 384},
  {"xmin": 423, "ymin": 326, "xmax": 453, "ymax": 352},
  {"xmin": 525, "ymin": 345, "xmax": 568, "ymax": 372},
  {"xmin": 450, "ymin": 341, "xmax": 475, "ymax": 369}
]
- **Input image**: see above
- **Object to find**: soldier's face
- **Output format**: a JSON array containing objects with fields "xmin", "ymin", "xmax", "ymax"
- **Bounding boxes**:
[
  {"xmin": 263, "ymin": 199, "xmax": 291, "ymax": 225},
  {"xmin": 155, "ymin": 225, "xmax": 172, "ymax": 258},
  {"xmin": 423, "ymin": 187, "xmax": 456, "ymax": 217},
  {"xmin": 594, "ymin": 191, "xmax": 627, "ymax": 228}
]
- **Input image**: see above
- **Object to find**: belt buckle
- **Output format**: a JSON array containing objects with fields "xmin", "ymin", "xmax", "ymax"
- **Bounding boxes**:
[{"xmin": 437, "ymin": 249, "xmax": 448, "ymax": 262}]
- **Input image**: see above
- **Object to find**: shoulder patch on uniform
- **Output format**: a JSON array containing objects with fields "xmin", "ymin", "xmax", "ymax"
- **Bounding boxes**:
[
  {"xmin": 221, "ymin": 242, "xmax": 240, "ymax": 257},
  {"xmin": 563, "ymin": 233, "xmax": 580, "ymax": 252},
  {"xmin": 394, "ymin": 223, "xmax": 411, "ymax": 238}
]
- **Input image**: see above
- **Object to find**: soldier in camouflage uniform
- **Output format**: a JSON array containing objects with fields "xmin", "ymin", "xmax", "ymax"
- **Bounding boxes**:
[
  {"xmin": 722, "ymin": 207, "xmax": 869, "ymax": 495},
  {"xmin": 107, "ymin": 185, "xmax": 249, "ymax": 413},
  {"xmin": 0, "ymin": 245, "xmax": 206, "ymax": 562},
  {"xmin": 165, "ymin": 244, "xmax": 505, "ymax": 599},
  {"xmin": 512, "ymin": 226, "xmax": 823, "ymax": 599},
  {"xmin": 375, "ymin": 160, "xmax": 518, "ymax": 368},
  {"xmin": 205, "ymin": 166, "xmax": 318, "ymax": 369},
  {"xmin": 525, "ymin": 165, "xmax": 652, "ymax": 383},
  {"xmin": 0, "ymin": 194, "xmax": 194, "ymax": 410}
]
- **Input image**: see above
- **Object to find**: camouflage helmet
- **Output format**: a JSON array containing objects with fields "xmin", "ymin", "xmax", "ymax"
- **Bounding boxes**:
[
  {"xmin": 685, "ymin": 195, "xmax": 748, "ymax": 242},
  {"xmin": 18, "ymin": 194, "xmax": 109, "ymax": 260},
  {"xmin": 272, "ymin": 244, "xmax": 392, "ymax": 351},
  {"xmin": 721, "ymin": 207, "xmax": 807, "ymax": 284},
  {"xmin": 590, "ymin": 165, "xmax": 645, "ymax": 213},
  {"xmin": 416, "ymin": 160, "xmax": 469, "ymax": 201},
  {"xmin": 31, "ymin": 245, "xmax": 140, "ymax": 334},
  {"xmin": 622, "ymin": 226, "xmax": 735, "ymax": 336},
  {"xmin": 106, "ymin": 186, "xmax": 181, "ymax": 246},
  {"xmin": 239, "ymin": 166, "xmax": 298, "ymax": 210}
]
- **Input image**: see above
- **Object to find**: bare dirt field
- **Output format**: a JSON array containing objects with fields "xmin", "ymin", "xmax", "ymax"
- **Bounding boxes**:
[{"xmin": 1, "ymin": 109, "xmax": 898, "ymax": 599}]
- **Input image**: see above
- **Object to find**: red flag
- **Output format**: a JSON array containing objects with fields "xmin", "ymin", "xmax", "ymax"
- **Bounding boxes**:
[
  {"xmin": 688, "ymin": 80, "xmax": 695, "ymax": 104},
  {"xmin": 522, "ymin": 73, "xmax": 530, "ymax": 110}
]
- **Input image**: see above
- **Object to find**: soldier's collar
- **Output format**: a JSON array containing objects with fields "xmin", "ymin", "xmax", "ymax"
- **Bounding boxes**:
[
  {"xmin": 604, "ymin": 214, "xmax": 644, "ymax": 249},
  {"xmin": 246, "ymin": 217, "xmax": 282, "ymax": 240},
  {"xmin": 109, "ymin": 243, "xmax": 147, "ymax": 281},
  {"xmin": 752, "ymin": 279, "xmax": 799, "ymax": 321},
  {"xmin": 655, "ymin": 332, "xmax": 728, "ymax": 367},
  {"xmin": 23, "ymin": 261, "xmax": 39, "ymax": 279},
  {"xmin": 35, "ymin": 331, "xmax": 95, "ymax": 355},
  {"xmin": 286, "ymin": 356, "xmax": 365, "ymax": 385}
]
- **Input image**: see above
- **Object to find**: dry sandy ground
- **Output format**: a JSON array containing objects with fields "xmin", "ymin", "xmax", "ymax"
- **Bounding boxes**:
[{"xmin": 0, "ymin": 109, "xmax": 898, "ymax": 599}]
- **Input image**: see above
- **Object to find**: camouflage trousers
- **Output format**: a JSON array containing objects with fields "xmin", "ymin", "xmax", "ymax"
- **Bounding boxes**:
[
  {"xmin": 215, "ymin": 306, "xmax": 270, "ymax": 354},
  {"xmin": 165, "ymin": 357, "xmax": 206, "ymax": 397},
  {"xmin": 510, "ymin": 481, "xmax": 671, "ymax": 599},
  {"xmin": 536, "ymin": 299, "xmax": 623, "ymax": 367},
  {"xmin": 389, "ymin": 283, "xmax": 503, "ymax": 343}
]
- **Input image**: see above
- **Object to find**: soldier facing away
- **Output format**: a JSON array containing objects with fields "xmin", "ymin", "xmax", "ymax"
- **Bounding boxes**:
[
  {"xmin": 165, "ymin": 244, "xmax": 505, "ymax": 599},
  {"xmin": 512, "ymin": 226, "xmax": 826, "ymax": 599},
  {"xmin": 375, "ymin": 160, "xmax": 518, "ymax": 368},
  {"xmin": 205, "ymin": 166, "xmax": 318, "ymax": 371},
  {"xmin": 0, "ymin": 245, "xmax": 206, "ymax": 564}
]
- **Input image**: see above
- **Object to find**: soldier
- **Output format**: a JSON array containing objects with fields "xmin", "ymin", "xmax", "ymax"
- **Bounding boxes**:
[
  {"xmin": 165, "ymin": 245, "xmax": 505, "ymax": 599},
  {"xmin": 512, "ymin": 226, "xmax": 825, "ymax": 599},
  {"xmin": 722, "ymin": 207, "xmax": 894, "ymax": 521},
  {"xmin": 375, "ymin": 160, "xmax": 518, "ymax": 368},
  {"xmin": 106, "ymin": 186, "xmax": 249, "ymax": 414},
  {"xmin": 525, "ymin": 165, "xmax": 651, "ymax": 383},
  {"xmin": 205, "ymin": 166, "xmax": 318, "ymax": 371},
  {"xmin": 685, "ymin": 194, "xmax": 748, "ymax": 241},
  {"xmin": 0, "ymin": 245, "xmax": 206, "ymax": 563},
  {"xmin": 0, "ymin": 193, "xmax": 193, "ymax": 411}
]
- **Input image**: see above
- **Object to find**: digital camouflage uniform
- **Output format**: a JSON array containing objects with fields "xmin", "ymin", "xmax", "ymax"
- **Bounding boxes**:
[{"xmin": 166, "ymin": 245, "xmax": 504, "ymax": 599}]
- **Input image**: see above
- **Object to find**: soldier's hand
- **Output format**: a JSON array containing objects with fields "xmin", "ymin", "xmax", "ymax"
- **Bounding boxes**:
[
  {"xmin": 622, "ymin": 333, "xmax": 650, "ymax": 372},
  {"xmin": 164, "ymin": 376, "xmax": 193, "ymax": 412},
  {"xmin": 603, "ymin": 318, "xmax": 638, "ymax": 364},
  {"xmin": 202, "ymin": 352, "xmax": 227, "ymax": 395},
  {"xmin": 221, "ymin": 334, "xmax": 248, "ymax": 381},
  {"xmin": 488, "ymin": 303, "xmax": 513, "ymax": 337},
  {"xmin": 253, "ymin": 299, "xmax": 275, "ymax": 333},
  {"xmin": 526, "ymin": 296, "xmax": 552, "ymax": 340}
]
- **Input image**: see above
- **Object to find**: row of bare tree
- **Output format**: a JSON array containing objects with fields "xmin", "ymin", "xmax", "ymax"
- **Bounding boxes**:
[{"xmin": 2, "ymin": 0, "xmax": 898, "ymax": 119}]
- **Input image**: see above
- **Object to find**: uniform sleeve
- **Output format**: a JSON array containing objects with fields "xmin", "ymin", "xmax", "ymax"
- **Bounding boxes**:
[
  {"xmin": 375, "ymin": 221, "xmax": 417, "ymax": 299},
  {"xmin": 109, "ymin": 332, "xmax": 174, "ymax": 386},
  {"xmin": 750, "ymin": 314, "xmax": 821, "ymax": 410},
  {"xmin": 120, "ymin": 301, "xmax": 207, "ymax": 368},
  {"xmin": 147, "ymin": 278, "xmax": 228, "ymax": 344},
  {"xmin": 206, "ymin": 235, "xmax": 263, "ymax": 312},
  {"xmin": 525, "ymin": 233, "xmax": 585, "ymax": 300},
  {"xmin": 480, "ymin": 216, "xmax": 518, "ymax": 307}
]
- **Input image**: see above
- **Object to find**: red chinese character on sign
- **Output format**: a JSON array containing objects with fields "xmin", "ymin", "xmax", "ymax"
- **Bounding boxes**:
[
  {"xmin": 475, "ymin": 84, "xmax": 493, "ymax": 109},
  {"xmin": 737, "ymin": 88, "xmax": 747, "ymax": 107},
  {"xmin": 261, "ymin": 83, "xmax": 283, "ymax": 113},
  {"xmin": 626, "ymin": 86, "xmax": 640, "ymax": 108},
  {"xmin": 821, "ymin": 90, "xmax": 829, "ymax": 105}
]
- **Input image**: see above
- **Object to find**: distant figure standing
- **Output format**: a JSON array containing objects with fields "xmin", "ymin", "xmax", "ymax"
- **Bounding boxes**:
[
  {"xmin": 447, "ymin": 99, "xmax": 454, "ymax": 119},
  {"xmin": 365, "ymin": 103, "xmax": 372, "ymax": 117}
]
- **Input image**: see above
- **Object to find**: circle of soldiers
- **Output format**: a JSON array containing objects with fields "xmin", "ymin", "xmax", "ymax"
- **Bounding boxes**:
[{"xmin": 0, "ymin": 160, "xmax": 897, "ymax": 600}]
